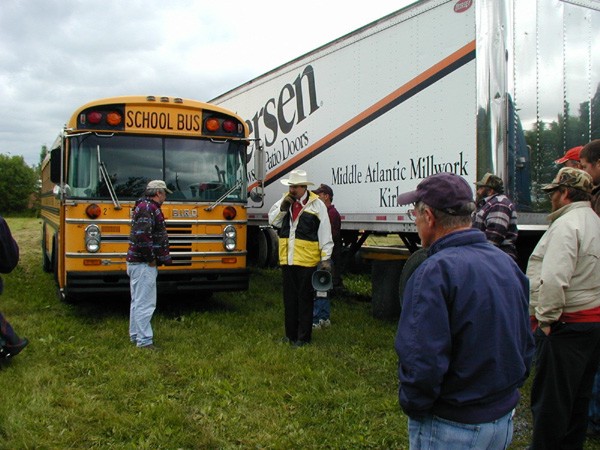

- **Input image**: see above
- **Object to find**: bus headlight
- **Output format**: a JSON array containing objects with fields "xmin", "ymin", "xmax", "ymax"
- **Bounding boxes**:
[
  {"xmin": 223, "ymin": 225, "xmax": 236, "ymax": 251},
  {"xmin": 85, "ymin": 224, "xmax": 101, "ymax": 253}
]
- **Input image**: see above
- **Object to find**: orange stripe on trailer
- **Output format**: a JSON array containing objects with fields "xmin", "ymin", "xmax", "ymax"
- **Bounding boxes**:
[{"xmin": 254, "ymin": 40, "xmax": 477, "ymax": 190}]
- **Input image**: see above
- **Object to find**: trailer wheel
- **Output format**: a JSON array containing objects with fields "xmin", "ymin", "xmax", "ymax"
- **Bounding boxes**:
[
  {"xmin": 263, "ymin": 227, "xmax": 279, "ymax": 267},
  {"xmin": 371, "ymin": 259, "xmax": 403, "ymax": 320}
]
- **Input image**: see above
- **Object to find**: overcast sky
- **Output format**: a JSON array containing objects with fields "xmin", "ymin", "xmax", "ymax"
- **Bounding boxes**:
[{"xmin": 0, "ymin": 0, "xmax": 414, "ymax": 166}]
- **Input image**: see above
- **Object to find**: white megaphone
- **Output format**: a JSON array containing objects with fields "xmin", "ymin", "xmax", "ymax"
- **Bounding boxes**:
[{"xmin": 312, "ymin": 270, "xmax": 333, "ymax": 298}]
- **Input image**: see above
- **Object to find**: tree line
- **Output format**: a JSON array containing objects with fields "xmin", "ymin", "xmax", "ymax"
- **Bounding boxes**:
[
  {"xmin": 526, "ymin": 83, "xmax": 600, "ymax": 210},
  {"xmin": 0, "ymin": 151, "xmax": 40, "ymax": 215}
]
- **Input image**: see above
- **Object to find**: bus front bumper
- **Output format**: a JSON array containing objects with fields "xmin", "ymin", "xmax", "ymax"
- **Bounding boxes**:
[{"xmin": 65, "ymin": 268, "xmax": 250, "ymax": 297}]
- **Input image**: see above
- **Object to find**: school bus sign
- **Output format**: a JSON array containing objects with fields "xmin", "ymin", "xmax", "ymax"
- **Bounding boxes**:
[
  {"xmin": 124, "ymin": 106, "xmax": 202, "ymax": 133},
  {"xmin": 68, "ymin": 97, "xmax": 233, "ymax": 137}
]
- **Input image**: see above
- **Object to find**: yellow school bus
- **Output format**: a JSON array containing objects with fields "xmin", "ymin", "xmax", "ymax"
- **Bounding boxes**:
[{"xmin": 40, "ymin": 95, "xmax": 264, "ymax": 301}]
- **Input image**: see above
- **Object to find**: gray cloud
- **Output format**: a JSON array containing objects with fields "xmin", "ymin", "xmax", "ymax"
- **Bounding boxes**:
[{"xmin": 0, "ymin": 0, "xmax": 410, "ymax": 165}]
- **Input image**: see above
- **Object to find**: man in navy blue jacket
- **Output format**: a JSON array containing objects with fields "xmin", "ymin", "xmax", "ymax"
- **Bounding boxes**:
[{"xmin": 396, "ymin": 173, "xmax": 534, "ymax": 449}]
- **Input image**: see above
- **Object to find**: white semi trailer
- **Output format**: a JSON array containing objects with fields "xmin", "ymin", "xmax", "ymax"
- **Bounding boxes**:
[{"xmin": 212, "ymin": 0, "xmax": 600, "ymax": 315}]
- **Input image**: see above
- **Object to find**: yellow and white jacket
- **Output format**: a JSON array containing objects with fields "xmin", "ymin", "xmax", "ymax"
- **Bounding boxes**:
[{"xmin": 268, "ymin": 191, "xmax": 333, "ymax": 267}]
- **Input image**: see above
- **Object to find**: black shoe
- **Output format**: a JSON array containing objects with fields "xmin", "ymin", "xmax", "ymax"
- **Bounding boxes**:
[
  {"xmin": 5, "ymin": 338, "xmax": 29, "ymax": 357},
  {"xmin": 292, "ymin": 340, "xmax": 310, "ymax": 348}
]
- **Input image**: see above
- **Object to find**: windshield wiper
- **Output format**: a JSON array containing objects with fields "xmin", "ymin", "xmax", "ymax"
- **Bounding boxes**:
[
  {"xmin": 204, "ymin": 179, "xmax": 243, "ymax": 211},
  {"xmin": 97, "ymin": 144, "xmax": 122, "ymax": 210}
]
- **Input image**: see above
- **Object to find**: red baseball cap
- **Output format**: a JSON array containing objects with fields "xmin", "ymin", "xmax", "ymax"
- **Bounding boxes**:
[{"xmin": 555, "ymin": 146, "xmax": 583, "ymax": 164}]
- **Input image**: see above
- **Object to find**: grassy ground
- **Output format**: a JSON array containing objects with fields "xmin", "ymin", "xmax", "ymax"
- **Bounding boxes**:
[{"xmin": 0, "ymin": 218, "xmax": 596, "ymax": 449}]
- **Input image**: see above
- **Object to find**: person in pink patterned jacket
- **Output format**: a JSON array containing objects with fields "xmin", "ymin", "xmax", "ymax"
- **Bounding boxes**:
[{"xmin": 126, "ymin": 180, "xmax": 172, "ymax": 350}]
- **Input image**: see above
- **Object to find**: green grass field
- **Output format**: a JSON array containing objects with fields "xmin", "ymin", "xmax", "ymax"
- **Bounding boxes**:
[{"xmin": 0, "ymin": 218, "xmax": 596, "ymax": 449}]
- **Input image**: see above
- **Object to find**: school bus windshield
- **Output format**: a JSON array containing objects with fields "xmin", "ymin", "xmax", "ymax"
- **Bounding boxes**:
[{"xmin": 66, "ymin": 134, "xmax": 247, "ymax": 201}]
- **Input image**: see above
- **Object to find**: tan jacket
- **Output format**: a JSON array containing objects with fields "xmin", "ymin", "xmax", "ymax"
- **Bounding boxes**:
[{"xmin": 527, "ymin": 201, "xmax": 600, "ymax": 325}]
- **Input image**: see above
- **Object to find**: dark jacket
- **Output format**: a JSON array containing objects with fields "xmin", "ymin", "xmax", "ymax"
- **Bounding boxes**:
[
  {"xmin": 0, "ymin": 216, "xmax": 19, "ymax": 295},
  {"xmin": 327, "ymin": 204, "xmax": 342, "ymax": 245},
  {"xmin": 472, "ymin": 193, "xmax": 518, "ymax": 260},
  {"xmin": 395, "ymin": 228, "xmax": 533, "ymax": 424},
  {"xmin": 126, "ymin": 198, "xmax": 171, "ymax": 265}
]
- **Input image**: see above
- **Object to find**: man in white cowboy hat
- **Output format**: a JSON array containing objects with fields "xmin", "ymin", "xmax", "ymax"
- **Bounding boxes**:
[{"xmin": 268, "ymin": 169, "xmax": 333, "ymax": 347}]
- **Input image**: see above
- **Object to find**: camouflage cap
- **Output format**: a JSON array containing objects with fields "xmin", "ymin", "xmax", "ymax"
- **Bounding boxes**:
[
  {"xmin": 475, "ymin": 173, "xmax": 504, "ymax": 193},
  {"xmin": 542, "ymin": 167, "xmax": 593, "ymax": 193}
]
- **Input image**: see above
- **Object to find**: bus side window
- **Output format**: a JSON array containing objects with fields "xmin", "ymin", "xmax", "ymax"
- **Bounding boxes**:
[{"xmin": 50, "ymin": 148, "xmax": 61, "ymax": 184}]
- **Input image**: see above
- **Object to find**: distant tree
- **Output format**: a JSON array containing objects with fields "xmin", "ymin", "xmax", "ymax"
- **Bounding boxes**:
[
  {"xmin": 40, "ymin": 145, "xmax": 48, "ymax": 163},
  {"xmin": 0, "ymin": 154, "xmax": 38, "ymax": 213},
  {"xmin": 38, "ymin": 145, "xmax": 49, "ymax": 172},
  {"xmin": 592, "ymin": 83, "xmax": 600, "ymax": 139}
]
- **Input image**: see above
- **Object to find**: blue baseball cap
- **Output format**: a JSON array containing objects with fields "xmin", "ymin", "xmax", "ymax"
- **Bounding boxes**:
[{"xmin": 397, "ymin": 173, "xmax": 474, "ymax": 215}]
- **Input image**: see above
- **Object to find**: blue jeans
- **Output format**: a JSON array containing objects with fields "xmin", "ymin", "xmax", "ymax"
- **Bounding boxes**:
[
  {"xmin": 408, "ymin": 410, "xmax": 514, "ymax": 450},
  {"xmin": 127, "ymin": 262, "xmax": 158, "ymax": 347},
  {"xmin": 313, "ymin": 297, "xmax": 330, "ymax": 323}
]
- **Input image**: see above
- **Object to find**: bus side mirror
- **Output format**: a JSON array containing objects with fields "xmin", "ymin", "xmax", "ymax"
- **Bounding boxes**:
[
  {"xmin": 249, "ymin": 187, "xmax": 263, "ymax": 203},
  {"xmin": 250, "ymin": 141, "xmax": 266, "ymax": 203},
  {"xmin": 53, "ymin": 184, "xmax": 71, "ymax": 199},
  {"xmin": 253, "ymin": 141, "xmax": 265, "ymax": 183}
]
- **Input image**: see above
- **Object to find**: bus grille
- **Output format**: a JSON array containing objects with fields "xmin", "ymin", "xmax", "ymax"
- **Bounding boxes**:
[{"xmin": 166, "ymin": 224, "xmax": 192, "ymax": 265}]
